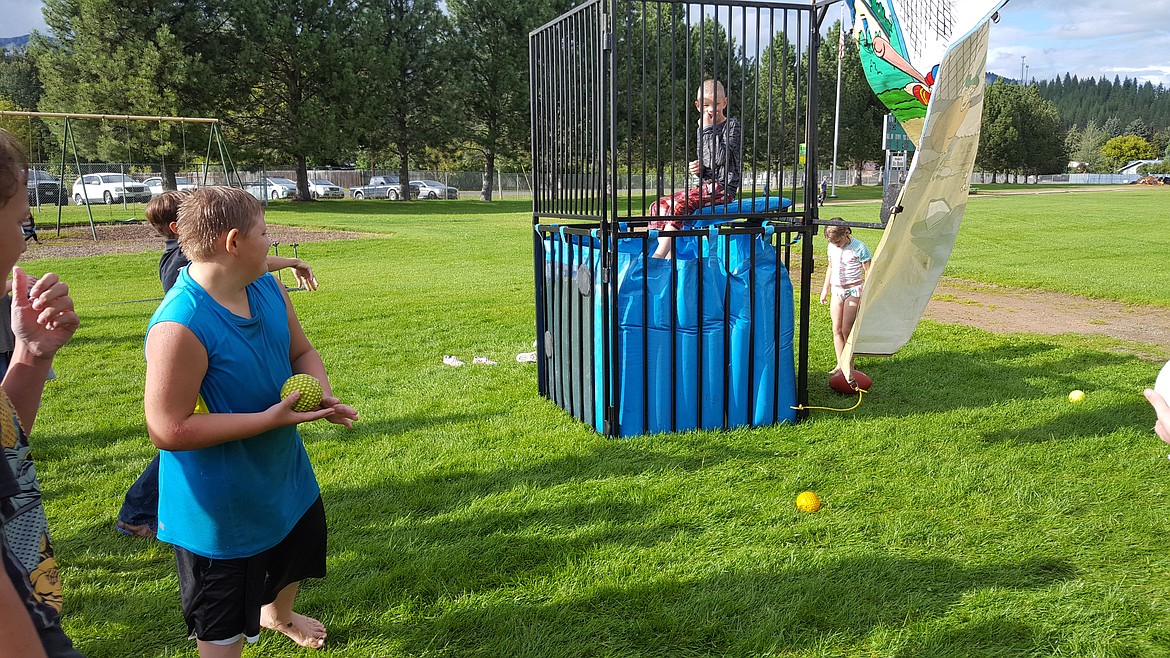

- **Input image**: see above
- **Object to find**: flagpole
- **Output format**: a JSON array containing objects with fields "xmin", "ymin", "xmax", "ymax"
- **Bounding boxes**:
[{"xmin": 830, "ymin": 3, "xmax": 844, "ymax": 198}]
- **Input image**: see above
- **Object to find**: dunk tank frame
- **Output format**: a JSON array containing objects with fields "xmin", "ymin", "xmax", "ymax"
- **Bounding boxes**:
[{"xmin": 531, "ymin": 0, "xmax": 827, "ymax": 437}]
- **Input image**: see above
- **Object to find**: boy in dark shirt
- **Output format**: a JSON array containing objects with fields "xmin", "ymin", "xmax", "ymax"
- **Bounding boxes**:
[{"xmin": 647, "ymin": 79, "xmax": 743, "ymax": 258}]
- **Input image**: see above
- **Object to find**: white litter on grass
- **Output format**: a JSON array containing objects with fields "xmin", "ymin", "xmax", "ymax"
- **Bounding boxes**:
[
  {"xmin": 473, "ymin": 356, "xmax": 498, "ymax": 365},
  {"xmin": 516, "ymin": 351, "xmax": 538, "ymax": 363},
  {"xmin": 442, "ymin": 355, "xmax": 465, "ymax": 367}
]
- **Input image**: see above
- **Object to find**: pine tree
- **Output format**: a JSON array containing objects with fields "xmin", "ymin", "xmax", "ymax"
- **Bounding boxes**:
[
  {"xmin": 350, "ymin": 0, "xmax": 456, "ymax": 201},
  {"xmin": 447, "ymin": 0, "xmax": 574, "ymax": 200},
  {"xmin": 35, "ymin": 0, "xmax": 256, "ymax": 186}
]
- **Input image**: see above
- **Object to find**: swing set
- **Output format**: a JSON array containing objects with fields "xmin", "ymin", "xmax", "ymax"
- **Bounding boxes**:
[{"xmin": 0, "ymin": 110, "xmax": 243, "ymax": 240}]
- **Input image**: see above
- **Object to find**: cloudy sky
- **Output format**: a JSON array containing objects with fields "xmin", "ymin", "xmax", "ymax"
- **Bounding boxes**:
[{"xmin": 2, "ymin": 0, "xmax": 1169, "ymax": 85}]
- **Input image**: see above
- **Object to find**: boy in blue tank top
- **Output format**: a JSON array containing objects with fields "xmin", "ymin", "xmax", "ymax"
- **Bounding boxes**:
[{"xmin": 144, "ymin": 186, "xmax": 357, "ymax": 657}]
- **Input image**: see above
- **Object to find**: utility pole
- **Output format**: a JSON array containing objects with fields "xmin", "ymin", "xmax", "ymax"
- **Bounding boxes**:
[
  {"xmin": 830, "ymin": 4, "xmax": 845, "ymax": 198},
  {"xmin": 1020, "ymin": 55, "xmax": 1026, "ymax": 85}
]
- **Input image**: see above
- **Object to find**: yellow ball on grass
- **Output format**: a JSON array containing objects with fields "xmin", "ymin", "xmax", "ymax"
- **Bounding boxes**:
[
  {"xmin": 796, "ymin": 491, "xmax": 821, "ymax": 513},
  {"xmin": 1068, "ymin": 390, "xmax": 1086, "ymax": 404}
]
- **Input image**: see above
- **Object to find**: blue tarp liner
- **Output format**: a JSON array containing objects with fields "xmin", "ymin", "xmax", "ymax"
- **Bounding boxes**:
[{"xmin": 541, "ymin": 214, "xmax": 796, "ymax": 436}]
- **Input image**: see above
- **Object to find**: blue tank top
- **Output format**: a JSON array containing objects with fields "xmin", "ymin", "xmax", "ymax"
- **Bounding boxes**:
[{"xmin": 147, "ymin": 269, "xmax": 320, "ymax": 558}]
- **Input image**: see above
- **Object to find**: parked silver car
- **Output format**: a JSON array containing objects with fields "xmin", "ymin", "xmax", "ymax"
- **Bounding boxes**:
[
  {"xmin": 308, "ymin": 178, "xmax": 344, "ymax": 199},
  {"xmin": 245, "ymin": 177, "xmax": 298, "ymax": 200},
  {"xmin": 410, "ymin": 179, "xmax": 459, "ymax": 199}
]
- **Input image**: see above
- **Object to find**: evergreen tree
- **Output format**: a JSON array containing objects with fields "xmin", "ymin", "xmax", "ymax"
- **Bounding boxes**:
[
  {"xmin": 447, "ymin": 0, "xmax": 573, "ymax": 200},
  {"xmin": 976, "ymin": 81, "xmax": 1065, "ymax": 178},
  {"xmin": 815, "ymin": 21, "xmax": 883, "ymax": 185},
  {"xmin": 231, "ymin": 0, "xmax": 361, "ymax": 199},
  {"xmin": 1071, "ymin": 120, "xmax": 1110, "ymax": 172},
  {"xmin": 1125, "ymin": 118, "xmax": 1151, "ymax": 140},
  {"xmin": 0, "ymin": 49, "xmax": 41, "ymax": 111},
  {"xmin": 351, "ymin": 0, "xmax": 456, "ymax": 201},
  {"xmin": 34, "ymin": 0, "xmax": 256, "ymax": 187}
]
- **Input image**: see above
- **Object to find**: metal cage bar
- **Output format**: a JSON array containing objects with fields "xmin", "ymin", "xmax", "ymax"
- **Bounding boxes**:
[{"xmin": 532, "ymin": 0, "xmax": 820, "ymax": 436}]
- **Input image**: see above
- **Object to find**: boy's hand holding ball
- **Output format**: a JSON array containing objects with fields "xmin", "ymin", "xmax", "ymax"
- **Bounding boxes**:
[
  {"xmin": 279, "ymin": 373, "xmax": 359, "ymax": 428},
  {"xmin": 281, "ymin": 373, "xmax": 323, "ymax": 412}
]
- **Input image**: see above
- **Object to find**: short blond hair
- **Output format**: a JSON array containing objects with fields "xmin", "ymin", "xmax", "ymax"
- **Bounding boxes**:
[
  {"xmin": 696, "ymin": 79, "xmax": 727, "ymax": 103},
  {"xmin": 0, "ymin": 129, "xmax": 29, "ymax": 207},
  {"xmin": 176, "ymin": 186, "xmax": 262, "ymax": 261}
]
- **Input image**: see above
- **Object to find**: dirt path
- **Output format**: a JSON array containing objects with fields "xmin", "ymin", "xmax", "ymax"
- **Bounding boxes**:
[
  {"xmin": 925, "ymin": 278, "xmax": 1170, "ymax": 358},
  {"xmin": 19, "ymin": 222, "xmax": 367, "ymax": 260}
]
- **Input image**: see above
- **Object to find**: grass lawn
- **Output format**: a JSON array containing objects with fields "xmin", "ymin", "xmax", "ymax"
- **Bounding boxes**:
[{"xmin": 23, "ymin": 187, "xmax": 1170, "ymax": 656}]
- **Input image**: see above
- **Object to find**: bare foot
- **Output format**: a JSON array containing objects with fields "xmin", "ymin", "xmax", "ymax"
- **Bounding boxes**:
[{"xmin": 261, "ymin": 612, "xmax": 326, "ymax": 649}]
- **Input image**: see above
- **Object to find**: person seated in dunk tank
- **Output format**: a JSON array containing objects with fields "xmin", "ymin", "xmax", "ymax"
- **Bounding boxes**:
[{"xmin": 647, "ymin": 79, "xmax": 743, "ymax": 258}]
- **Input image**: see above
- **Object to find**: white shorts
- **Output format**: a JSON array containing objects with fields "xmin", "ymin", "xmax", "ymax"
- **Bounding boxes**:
[{"xmin": 832, "ymin": 284, "xmax": 863, "ymax": 301}]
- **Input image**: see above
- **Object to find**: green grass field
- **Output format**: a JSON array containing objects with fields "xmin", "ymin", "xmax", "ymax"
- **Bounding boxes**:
[{"xmin": 23, "ymin": 186, "xmax": 1170, "ymax": 656}]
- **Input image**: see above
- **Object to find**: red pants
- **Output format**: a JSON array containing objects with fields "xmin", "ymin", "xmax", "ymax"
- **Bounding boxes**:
[{"xmin": 647, "ymin": 182, "xmax": 732, "ymax": 230}]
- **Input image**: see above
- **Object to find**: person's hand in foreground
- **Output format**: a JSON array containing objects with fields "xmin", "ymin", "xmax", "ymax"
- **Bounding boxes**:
[
  {"xmin": 1143, "ymin": 388, "xmax": 1170, "ymax": 444},
  {"xmin": 11, "ymin": 267, "xmax": 78, "ymax": 359}
]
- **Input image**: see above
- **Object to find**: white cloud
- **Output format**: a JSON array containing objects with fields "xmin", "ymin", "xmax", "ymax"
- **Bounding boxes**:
[{"xmin": 988, "ymin": 0, "xmax": 1170, "ymax": 85}]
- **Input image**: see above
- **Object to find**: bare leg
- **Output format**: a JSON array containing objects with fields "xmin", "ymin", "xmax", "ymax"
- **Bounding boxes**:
[
  {"xmin": 259, "ymin": 582, "xmax": 326, "ymax": 649},
  {"xmin": 832, "ymin": 295, "xmax": 861, "ymax": 372},
  {"xmin": 196, "ymin": 638, "xmax": 243, "ymax": 658},
  {"xmin": 652, "ymin": 236, "xmax": 673, "ymax": 259}
]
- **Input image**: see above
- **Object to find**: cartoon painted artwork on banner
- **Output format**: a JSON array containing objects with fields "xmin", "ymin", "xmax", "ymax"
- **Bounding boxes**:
[{"xmin": 844, "ymin": 0, "xmax": 1005, "ymax": 148}]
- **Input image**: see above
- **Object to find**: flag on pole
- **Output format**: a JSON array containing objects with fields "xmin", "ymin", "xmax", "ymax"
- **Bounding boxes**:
[{"xmin": 838, "ymin": 17, "xmax": 846, "ymax": 59}]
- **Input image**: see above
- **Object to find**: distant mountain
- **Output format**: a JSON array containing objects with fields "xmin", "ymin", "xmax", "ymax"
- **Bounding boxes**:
[{"xmin": 1, "ymin": 35, "xmax": 31, "ymax": 51}]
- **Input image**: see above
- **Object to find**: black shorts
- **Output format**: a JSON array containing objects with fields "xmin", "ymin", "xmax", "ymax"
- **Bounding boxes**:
[{"xmin": 174, "ymin": 496, "xmax": 327, "ymax": 644}]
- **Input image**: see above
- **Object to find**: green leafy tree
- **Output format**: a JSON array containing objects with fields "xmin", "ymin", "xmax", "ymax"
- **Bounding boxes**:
[
  {"xmin": 0, "ymin": 49, "xmax": 53, "ymax": 162},
  {"xmin": 1100, "ymin": 134, "xmax": 1156, "ymax": 171},
  {"xmin": 977, "ymin": 81, "xmax": 1065, "ymax": 180},
  {"xmin": 1069, "ymin": 120, "xmax": 1110, "ymax": 172},
  {"xmin": 352, "ymin": 0, "xmax": 456, "ymax": 201},
  {"xmin": 448, "ymin": 0, "xmax": 572, "ymax": 200},
  {"xmin": 815, "ymin": 21, "xmax": 884, "ymax": 185},
  {"xmin": 0, "ymin": 49, "xmax": 42, "ymax": 111},
  {"xmin": 976, "ymin": 83, "xmax": 1020, "ymax": 182},
  {"xmin": 1017, "ymin": 86, "xmax": 1066, "ymax": 175},
  {"xmin": 233, "ymin": 0, "xmax": 361, "ymax": 200},
  {"xmin": 34, "ymin": 0, "xmax": 256, "ymax": 188}
]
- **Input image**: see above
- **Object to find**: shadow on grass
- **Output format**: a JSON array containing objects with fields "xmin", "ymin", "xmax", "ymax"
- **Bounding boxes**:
[
  {"xmin": 326, "ymin": 553, "xmax": 1072, "ymax": 656},
  {"xmin": 980, "ymin": 396, "xmax": 1152, "ymax": 444}
]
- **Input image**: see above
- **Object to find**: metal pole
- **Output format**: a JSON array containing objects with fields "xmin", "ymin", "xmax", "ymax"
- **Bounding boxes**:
[
  {"xmin": 0, "ymin": 110, "xmax": 218, "ymax": 123},
  {"xmin": 830, "ymin": 3, "xmax": 844, "ymax": 198}
]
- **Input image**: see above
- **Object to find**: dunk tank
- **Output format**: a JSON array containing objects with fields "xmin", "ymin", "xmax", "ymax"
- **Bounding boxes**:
[{"xmin": 530, "ymin": 0, "xmax": 826, "ymax": 436}]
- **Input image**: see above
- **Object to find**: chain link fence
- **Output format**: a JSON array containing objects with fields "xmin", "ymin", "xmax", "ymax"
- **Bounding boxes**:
[
  {"xmin": 26, "ymin": 162, "xmax": 1139, "ymax": 210},
  {"xmin": 25, "ymin": 163, "xmax": 541, "ymax": 205}
]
